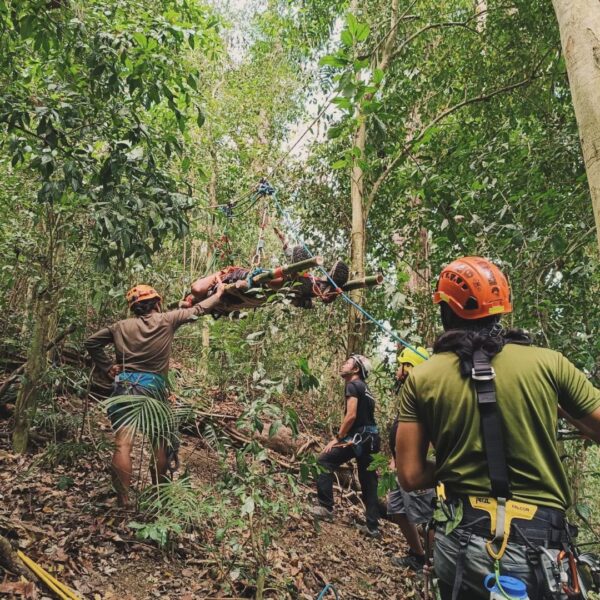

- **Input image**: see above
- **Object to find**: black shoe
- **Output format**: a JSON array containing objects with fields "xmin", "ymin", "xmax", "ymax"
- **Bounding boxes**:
[
  {"xmin": 358, "ymin": 524, "xmax": 381, "ymax": 539},
  {"xmin": 391, "ymin": 550, "xmax": 426, "ymax": 571},
  {"xmin": 310, "ymin": 505, "xmax": 334, "ymax": 521},
  {"xmin": 291, "ymin": 245, "xmax": 312, "ymax": 263},
  {"xmin": 327, "ymin": 260, "xmax": 349, "ymax": 289}
]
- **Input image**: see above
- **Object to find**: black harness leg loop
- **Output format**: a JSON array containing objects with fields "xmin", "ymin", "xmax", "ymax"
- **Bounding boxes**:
[{"xmin": 451, "ymin": 530, "xmax": 472, "ymax": 600}]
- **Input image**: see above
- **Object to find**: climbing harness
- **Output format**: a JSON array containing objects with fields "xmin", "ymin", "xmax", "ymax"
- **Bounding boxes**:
[
  {"xmin": 433, "ymin": 349, "xmax": 600, "ymax": 600},
  {"xmin": 334, "ymin": 425, "xmax": 379, "ymax": 458}
]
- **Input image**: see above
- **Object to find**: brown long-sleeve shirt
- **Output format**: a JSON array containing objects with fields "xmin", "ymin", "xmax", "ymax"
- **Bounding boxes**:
[{"xmin": 85, "ymin": 305, "xmax": 206, "ymax": 376}]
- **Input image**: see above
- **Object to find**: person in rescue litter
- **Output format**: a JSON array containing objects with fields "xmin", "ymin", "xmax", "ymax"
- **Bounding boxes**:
[
  {"xmin": 311, "ymin": 355, "xmax": 381, "ymax": 538},
  {"xmin": 387, "ymin": 346, "xmax": 434, "ymax": 571},
  {"xmin": 395, "ymin": 256, "xmax": 600, "ymax": 599},
  {"xmin": 85, "ymin": 283, "xmax": 225, "ymax": 507}
]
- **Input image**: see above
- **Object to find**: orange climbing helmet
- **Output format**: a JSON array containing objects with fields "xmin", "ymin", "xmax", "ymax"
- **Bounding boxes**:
[
  {"xmin": 433, "ymin": 256, "xmax": 512, "ymax": 320},
  {"xmin": 126, "ymin": 284, "xmax": 162, "ymax": 309}
]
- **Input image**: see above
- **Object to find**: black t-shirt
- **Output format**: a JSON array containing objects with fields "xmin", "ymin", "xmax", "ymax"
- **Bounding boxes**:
[{"xmin": 345, "ymin": 379, "xmax": 376, "ymax": 434}]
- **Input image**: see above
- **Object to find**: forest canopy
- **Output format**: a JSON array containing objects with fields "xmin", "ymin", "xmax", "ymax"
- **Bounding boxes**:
[{"xmin": 0, "ymin": 0, "xmax": 599, "ymax": 598}]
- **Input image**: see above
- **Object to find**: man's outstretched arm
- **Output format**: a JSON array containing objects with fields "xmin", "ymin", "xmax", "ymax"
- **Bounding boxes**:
[
  {"xmin": 568, "ymin": 406, "xmax": 600, "ymax": 444},
  {"xmin": 169, "ymin": 283, "xmax": 228, "ymax": 328},
  {"xmin": 557, "ymin": 353, "xmax": 600, "ymax": 443}
]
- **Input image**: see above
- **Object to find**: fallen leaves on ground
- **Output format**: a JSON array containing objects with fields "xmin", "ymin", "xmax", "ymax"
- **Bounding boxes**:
[{"xmin": 0, "ymin": 394, "xmax": 420, "ymax": 599}]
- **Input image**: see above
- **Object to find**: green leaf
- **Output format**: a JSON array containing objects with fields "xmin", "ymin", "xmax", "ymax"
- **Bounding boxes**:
[
  {"xmin": 327, "ymin": 125, "xmax": 344, "ymax": 140},
  {"xmin": 373, "ymin": 68, "xmax": 385, "ymax": 85},
  {"xmin": 332, "ymin": 96, "xmax": 352, "ymax": 110},
  {"xmin": 241, "ymin": 496, "xmax": 255, "ymax": 516},
  {"xmin": 319, "ymin": 54, "xmax": 349, "ymax": 68},
  {"xmin": 346, "ymin": 13, "xmax": 359, "ymax": 36},
  {"xmin": 332, "ymin": 159, "xmax": 347, "ymax": 169},
  {"xmin": 132, "ymin": 32, "xmax": 147, "ymax": 48},
  {"xmin": 355, "ymin": 23, "xmax": 370, "ymax": 42},
  {"xmin": 268, "ymin": 421, "xmax": 281, "ymax": 438}
]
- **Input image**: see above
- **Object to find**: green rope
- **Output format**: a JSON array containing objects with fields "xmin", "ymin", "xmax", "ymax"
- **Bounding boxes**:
[{"xmin": 494, "ymin": 560, "xmax": 519, "ymax": 600}]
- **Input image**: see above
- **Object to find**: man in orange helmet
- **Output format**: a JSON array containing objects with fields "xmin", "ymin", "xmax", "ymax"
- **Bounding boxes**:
[
  {"xmin": 85, "ymin": 283, "xmax": 225, "ymax": 506},
  {"xmin": 395, "ymin": 257, "xmax": 600, "ymax": 599}
]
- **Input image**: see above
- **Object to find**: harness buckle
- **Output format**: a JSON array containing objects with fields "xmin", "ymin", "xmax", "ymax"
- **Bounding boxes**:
[{"xmin": 471, "ymin": 366, "xmax": 496, "ymax": 381}]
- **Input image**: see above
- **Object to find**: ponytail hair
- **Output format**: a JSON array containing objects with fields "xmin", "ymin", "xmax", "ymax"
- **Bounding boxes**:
[
  {"xmin": 131, "ymin": 297, "xmax": 161, "ymax": 316},
  {"xmin": 434, "ymin": 302, "xmax": 531, "ymax": 377}
]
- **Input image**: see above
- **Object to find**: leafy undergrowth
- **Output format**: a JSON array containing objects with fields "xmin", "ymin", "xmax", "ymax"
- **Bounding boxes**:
[{"xmin": 0, "ymin": 394, "xmax": 418, "ymax": 599}]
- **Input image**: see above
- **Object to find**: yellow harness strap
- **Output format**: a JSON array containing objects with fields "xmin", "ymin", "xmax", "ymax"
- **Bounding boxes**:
[
  {"xmin": 469, "ymin": 496, "xmax": 538, "ymax": 560},
  {"xmin": 436, "ymin": 482, "xmax": 447, "ymax": 503}
]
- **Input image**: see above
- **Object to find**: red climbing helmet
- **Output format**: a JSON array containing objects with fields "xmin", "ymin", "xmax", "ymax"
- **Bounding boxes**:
[
  {"xmin": 126, "ymin": 284, "xmax": 161, "ymax": 309},
  {"xmin": 433, "ymin": 256, "xmax": 512, "ymax": 320}
]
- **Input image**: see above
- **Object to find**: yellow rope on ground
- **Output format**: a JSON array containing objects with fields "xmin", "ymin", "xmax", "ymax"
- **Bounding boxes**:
[{"xmin": 17, "ymin": 551, "xmax": 81, "ymax": 600}]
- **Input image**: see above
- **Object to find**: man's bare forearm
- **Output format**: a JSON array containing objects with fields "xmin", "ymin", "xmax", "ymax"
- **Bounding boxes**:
[
  {"xmin": 397, "ymin": 459, "xmax": 436, "ymax": 492},
  {"xmin": 337, "ymin": 415, "xmax": 356, "ymax": 439}
]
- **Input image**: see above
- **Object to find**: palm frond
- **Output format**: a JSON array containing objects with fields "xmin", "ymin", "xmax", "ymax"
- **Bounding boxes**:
[{"xmin": 101, "ymin": 394, "xmax": 177, "ymax": 448}]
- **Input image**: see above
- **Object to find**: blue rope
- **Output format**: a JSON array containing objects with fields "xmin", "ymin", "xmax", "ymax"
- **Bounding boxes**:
[
  {"xmin": 317, "ymin": 583, "xmax": 339, "ymax": 600},
  {"xmin": 271, "ymin": 192, "xmax": 428, "ymax": 361},
  {"xmin": 246, "ymin": 267, "xmax": 268, "ymax": 289}
]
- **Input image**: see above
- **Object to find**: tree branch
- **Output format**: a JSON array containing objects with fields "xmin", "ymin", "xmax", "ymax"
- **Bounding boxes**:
[
  {"xmin": 366, "ymin": 68, "xmax": 547, "ymax": 209},
  {"xmin": 0, "ymin": 324, "xmax": 76, "ymax": 399},
  {"xmin": 378, "ymin": 0, "xmax": 400, "ymax": 72},
  {"xmin": 389, "ymin": 20, "xmax": 480, "ymax": 63},
  {"xmin": 8, "ymin": 123, "xmax": 46, "ymax": 142}
]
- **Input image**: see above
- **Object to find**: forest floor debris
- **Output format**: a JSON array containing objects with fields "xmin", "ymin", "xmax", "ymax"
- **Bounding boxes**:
[{"xmin": 0, "ymin": 393, "xmax": 419, "ymax": 599}]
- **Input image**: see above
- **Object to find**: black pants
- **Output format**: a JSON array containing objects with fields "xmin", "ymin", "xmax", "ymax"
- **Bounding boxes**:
[{"xmin": 316, "ymin": 436, "xmax": 380, "ymax": 530}]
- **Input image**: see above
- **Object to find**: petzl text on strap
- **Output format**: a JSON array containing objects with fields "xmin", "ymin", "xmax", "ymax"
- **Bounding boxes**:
[{"xmin": 471, "ymin": 349, "xmax": 511, "ymax": 500}]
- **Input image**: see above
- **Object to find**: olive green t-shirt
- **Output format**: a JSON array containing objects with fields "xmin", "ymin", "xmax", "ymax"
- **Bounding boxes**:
[{"xmin": 398, "ymin": 344, "xmax": 600, "ymax": 510}]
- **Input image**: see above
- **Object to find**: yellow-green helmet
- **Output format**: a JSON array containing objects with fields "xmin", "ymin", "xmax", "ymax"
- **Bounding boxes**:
[{"xmin": 397, "ymin": 346, "xmax": 429, "ymax": 367}]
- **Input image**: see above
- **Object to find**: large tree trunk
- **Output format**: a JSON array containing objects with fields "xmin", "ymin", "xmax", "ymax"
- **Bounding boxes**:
[
  {"xmin": 552, "ymin": 0, "xmax": 600, "ymax": 250},
  {"xmin": 346, "ymin": 0, "xmax": 400, "ymax": 355},
  {"xmin": 12, "ymin": 290, "xmax": 52, "ymax": 453},
  {"xmin": 347, "ymin": 117, "xmax": 367, "ymax": 355}
]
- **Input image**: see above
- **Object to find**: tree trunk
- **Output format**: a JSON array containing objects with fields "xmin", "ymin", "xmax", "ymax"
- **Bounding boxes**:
[
  {"xmin": 199, "ymin": 147, "xmax": 219, "ymax": 377},
  {"xmin": 12, "ymin": 290, "xmax": 52, "ymax": 453},
  {"xmin": 552, "ymin": 0, "xmax": 600, "ymax": 250},
  {"xmin": 347, "ymin": 117, "xmax": 367, "ymax": 355}
]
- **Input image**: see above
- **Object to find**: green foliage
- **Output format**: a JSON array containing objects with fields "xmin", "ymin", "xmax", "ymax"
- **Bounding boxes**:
[
  {"xmin": 369, "ymin": 452, "xmax": 396, "ymax": 498},
  {"xmin": 37, "ymin": 439, "xmax": 108, "ymax": 468},
  {"xmin": 129, "ymin": 476, "xmax": 217, "ymax": 548},
  {"xmin": 101, "ymin": 394, "xmax": 177, "ymax": 448},
  {"xmin": 128, "ymin": 517, "xmax": 183, "ymax": 548},
  {"xmin": 56, "ymin": 475, "xmax": 75, "ymax": 490},
  {"xmin": 139, "ymin": 475, "xmax": 208, "ymax": 528},
  {"xmin": 0, "ymin": 0, "xmax": 220, "ymax": 269}
]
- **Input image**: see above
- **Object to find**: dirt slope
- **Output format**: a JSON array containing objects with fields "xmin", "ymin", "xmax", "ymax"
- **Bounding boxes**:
[{"xmin": 0, "ymin": 396, "xmax": 420, "ymax": 599}]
